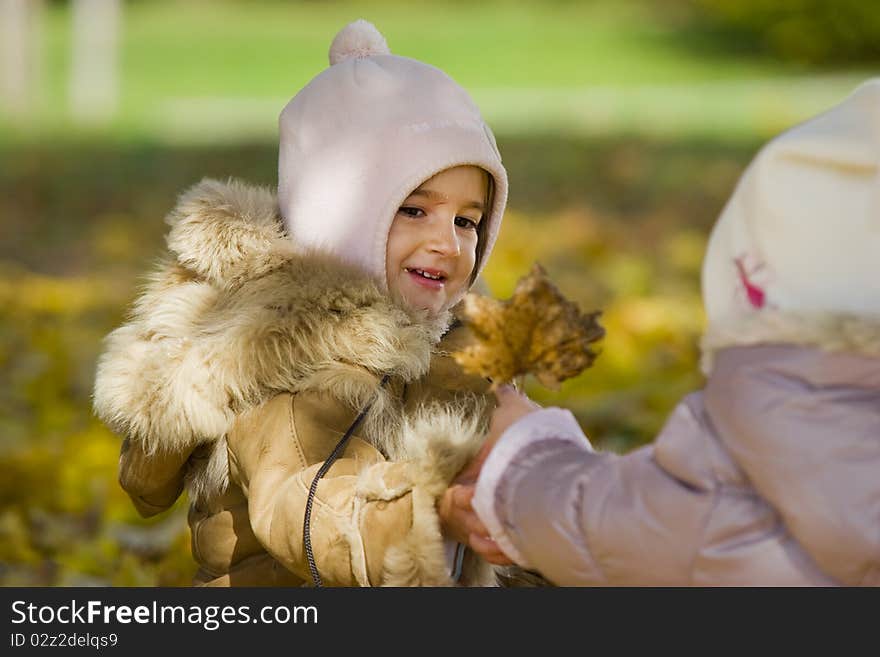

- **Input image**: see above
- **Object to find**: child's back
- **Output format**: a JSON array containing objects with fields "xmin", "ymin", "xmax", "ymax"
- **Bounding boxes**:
[{"xmin": 470, "ymin": 79, "xmax": 880, "ymax": 586}]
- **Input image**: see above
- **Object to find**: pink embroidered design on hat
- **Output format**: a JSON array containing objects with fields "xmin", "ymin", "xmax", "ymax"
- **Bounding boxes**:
[{"xmin": 734, "ymin": 255, "xmax": 766, "ymax": 309}]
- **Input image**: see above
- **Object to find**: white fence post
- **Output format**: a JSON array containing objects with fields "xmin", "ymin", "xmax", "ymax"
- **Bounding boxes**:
[
  {"xmin": 1, "ymin": 0, "xmax": 43, "ymax": 118},
  {"xmin": 70, "ymin": 0, "xmax": 121, "ymax": 123}
]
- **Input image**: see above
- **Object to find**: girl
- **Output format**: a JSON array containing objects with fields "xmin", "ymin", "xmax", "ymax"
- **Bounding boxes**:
[
  {"xmin": 94, "ymin": 20, "xmax": 515, "ymax": 586},
  {"xmin": 457, "ymin": 79, "xmax": 880, "ymax": 586}
]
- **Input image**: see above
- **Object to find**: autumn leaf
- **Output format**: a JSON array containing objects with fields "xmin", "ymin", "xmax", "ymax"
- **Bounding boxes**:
[{"xmin": 453, "ymin": 264, "xmax": 605, "ymax": 390}]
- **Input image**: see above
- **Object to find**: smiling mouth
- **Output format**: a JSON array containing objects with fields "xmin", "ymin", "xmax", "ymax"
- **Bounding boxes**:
[{"xmin": 404, "ymin": 267, "xmax": 447, "ymax": 282}]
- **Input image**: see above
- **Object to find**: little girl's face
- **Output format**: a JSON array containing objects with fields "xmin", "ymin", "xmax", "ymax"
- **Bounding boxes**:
[{"xmin": 386, "ymin": 165, "xmax": 488, "ymax": 315}]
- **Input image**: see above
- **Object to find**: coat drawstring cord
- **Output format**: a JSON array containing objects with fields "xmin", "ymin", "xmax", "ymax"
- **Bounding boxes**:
[{"xmin": 303, "ymin": 374, "xmax": 390, "ymax": 587}]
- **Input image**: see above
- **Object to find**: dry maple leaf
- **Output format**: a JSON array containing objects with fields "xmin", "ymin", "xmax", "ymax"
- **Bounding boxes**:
[{"xmin": 453, "ymin": 263, "xmax": 605, "ymax": 390}]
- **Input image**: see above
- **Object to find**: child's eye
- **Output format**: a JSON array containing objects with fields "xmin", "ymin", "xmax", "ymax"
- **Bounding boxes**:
[
  {"xmin": 454, "ymin": 216, "xmax": 479, "ymax": 230},
  {"xmin": 398, "ymin": 206, "xmax": 425, "ymax": 218}
]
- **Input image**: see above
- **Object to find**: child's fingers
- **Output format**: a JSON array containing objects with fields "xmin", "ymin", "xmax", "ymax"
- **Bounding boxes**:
[
  {"xmin": 469, "ymin": 532, "xmax": 514, "ymax": 566},
  {"xmin": 449, "ymin": 507, "xmax": 488, "ymax": 540},
  {"xmin": 452, "ymin": 488, "xmax": 488, "ymax": 535},
  {"xmin": 451, "ymin": 483, "xmax": 475, "ymax": 509},
  {"xmin": 464, "ymin": 511, "xmax": 489, "ymax": 539},
  {"xmin": 494, "ymin": 384, "xmax": 517, "ymax": 402}
]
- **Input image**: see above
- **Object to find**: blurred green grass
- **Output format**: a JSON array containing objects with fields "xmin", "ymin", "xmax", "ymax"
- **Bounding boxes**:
[
  {"xmin": 4, "ymin": 0, "xmax": 869, "ymax": 143},
  {"xmin": 1, "ymin": 0, "xmax": 874, "ymax": 586}
]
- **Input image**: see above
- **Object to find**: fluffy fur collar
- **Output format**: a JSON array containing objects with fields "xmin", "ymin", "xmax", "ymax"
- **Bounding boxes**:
[
  {"xmin": 93, "ymin": 178, "xmax": 453, "ymax": 458},
  {"xmin": 701, "ymin": 310, "xmax": 880, "ymax": 375}
]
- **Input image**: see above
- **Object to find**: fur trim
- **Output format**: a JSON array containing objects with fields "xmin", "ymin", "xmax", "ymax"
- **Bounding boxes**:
[
  {"xmin": 701, "ymin": 310, "xmax": 880, "ymax": 374},
  {"xmin": 352, "ymin": 401, "xmax": 487, "ymax": 500},
  {"xmin": 381, "ymin": 485, "xmax": 453, "ymax": 586},
  {"xmin": 165, "ymin": 178, "xmax": 293, "ymax": 290},
  {"xmin": 351, "ymin": 402, "xmax": 492, "ymax": 586},
  {"xmin": 94, "ymin": 178, "xmax": 451, "ymax": 504},
  {"xmin": 384, "ymin": 398, "xmax": 487, "ymax": 470},
  {"xmin": 185, "ymin": 438, "xmax": 230, "ymax": 510},
  {"xmin": 383, "ymin": 403, "xmax": 491, "ymax": 586}
]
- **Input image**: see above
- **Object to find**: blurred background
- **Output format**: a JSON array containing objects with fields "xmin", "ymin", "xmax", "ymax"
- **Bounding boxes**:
[{"xmin": 1, "ymin": 0, "xmax": 877, "ymax": 586}]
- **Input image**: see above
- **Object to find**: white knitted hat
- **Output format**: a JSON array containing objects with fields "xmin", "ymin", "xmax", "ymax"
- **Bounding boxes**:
[
  {"xmin": 702, "ymin": 78, "xmax": 880, "ymax": 328},
  {"xmin": 277, "ymin": 20, "xmax": 507, "ymax": 290}
]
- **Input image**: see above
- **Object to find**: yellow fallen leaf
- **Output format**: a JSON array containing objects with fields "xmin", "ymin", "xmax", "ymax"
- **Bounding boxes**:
[{"xmin": 453, "ymin": 264, "xmax": 604, "ymax": 390}]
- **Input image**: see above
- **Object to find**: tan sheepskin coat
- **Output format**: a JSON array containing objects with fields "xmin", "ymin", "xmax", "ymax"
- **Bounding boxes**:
[{"xmin": 93, "ymin": 178, "xmax": 503, "ymax": 587}]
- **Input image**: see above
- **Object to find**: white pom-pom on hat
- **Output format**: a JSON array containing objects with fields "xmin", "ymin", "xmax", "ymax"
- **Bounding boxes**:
[{"xmin": 328, "ymin": 19, "xmax": 391, "ymax": 65}]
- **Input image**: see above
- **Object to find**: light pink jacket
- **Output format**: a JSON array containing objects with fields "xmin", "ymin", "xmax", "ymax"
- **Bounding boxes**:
[{"xmin": 474, "ymin": 344, "xmax": 880, "ymax": 586}]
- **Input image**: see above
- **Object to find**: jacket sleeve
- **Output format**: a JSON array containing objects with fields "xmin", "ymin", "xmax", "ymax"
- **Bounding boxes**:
[
  {"xmin": 226, "ymin": 393, "xmax": 454, "ymax": 587},
  {"xmin": 473, "ymin": 403, "xmax": 717, "ymax": 586},
  {"xmin": 118, "ymin": 437, "xmax": 189, "ymax": 518}
]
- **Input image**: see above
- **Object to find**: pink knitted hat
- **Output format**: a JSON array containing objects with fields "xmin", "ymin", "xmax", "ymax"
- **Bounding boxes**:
[{"xmin": 278, "ymin": 20, "xmax": 508, "ymax": 291}]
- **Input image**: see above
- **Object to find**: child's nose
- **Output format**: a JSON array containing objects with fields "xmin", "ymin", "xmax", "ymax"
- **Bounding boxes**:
[{"xmin": 426, "ymin": 217, "xmax": 461, "ymax": 257}]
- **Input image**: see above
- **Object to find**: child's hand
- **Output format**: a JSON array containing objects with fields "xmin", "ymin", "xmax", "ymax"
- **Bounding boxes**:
[
  {"xmin": 485, "ymin": 384, "xmax": 542, "ymax": 452},
  {"xmin": 438, "ymin": 483, "xmax": 513, "ymax": 566},
  {"xmin": 436, "ymin": 386, "xmax": 541, "ymax": 567},
  {"xmin": 456, "ymin": 384, "xmax": 544, "ymax": 487}
]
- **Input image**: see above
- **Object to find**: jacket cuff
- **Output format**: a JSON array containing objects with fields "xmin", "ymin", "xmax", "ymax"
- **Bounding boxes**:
[
  {"xmin": 354, "ymin": 461, "xmax": 494, "ymax": 586},
  {"xmin": 473, "ymin": 408, "xmax": 591, "ymax": 568}
]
